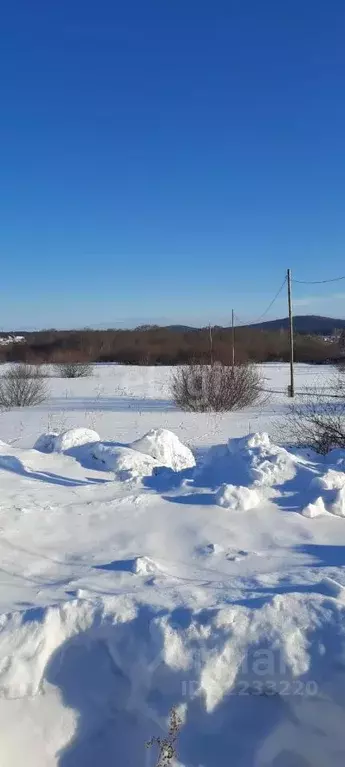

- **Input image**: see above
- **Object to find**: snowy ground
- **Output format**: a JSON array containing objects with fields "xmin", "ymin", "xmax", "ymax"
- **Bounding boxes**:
[{"xmin": 1, "ymin": 363, "xmax": 345, "ymax": 767}]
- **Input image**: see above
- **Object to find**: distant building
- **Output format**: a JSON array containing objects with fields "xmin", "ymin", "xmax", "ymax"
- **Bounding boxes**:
[{"xmin": 0, "ymin": 335, "xmax": 26, "ymax": 346}]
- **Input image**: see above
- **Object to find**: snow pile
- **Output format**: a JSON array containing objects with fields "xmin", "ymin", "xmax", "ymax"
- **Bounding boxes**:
[
  {"xmin": 92, "ymin": 428, "xmax": 195, "ymax": 481},
  {"xmin": 228, "ymin": 432, "xmax": 296, "ymax": 487},
  {"xmin": 317, "ymin": 469, "xmax": 345, "ymax": 492},
  {"xmin": 216, "ymin": 483, "xmax": 260, "ymax": 511},
  {"xmin": 33, "ymin": 427, "xmax": 195, "ymax": 483},
  {"xmin": 34, "ymin": 428, "xmax": 100, "ymax": 454},
  {"xmin": 91, "ymin": 443, "xmax": 158, "ymax": 481},
  {"xmin": 131, "ymin": 428, "xmax": 195, "ymax": 472},
  {"xmin": 303, "ymin": 469, "xmax": 345, "ymax": 518},
  {"xmin": 302, "ymin": 497, "xmax": 327, "ymax": 518},
  {"xmin": 329, "ymin": 486, "xmax": 345, "ymax": 517},
  {"xmin": 2, "ymin": 593, "xmax": 345, "ymax": 765}
]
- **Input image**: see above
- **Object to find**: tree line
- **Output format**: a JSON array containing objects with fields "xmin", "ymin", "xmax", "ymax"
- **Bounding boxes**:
[{"xmin": 0, "ymin": 326, "xmax": 342, "ymax": 365}]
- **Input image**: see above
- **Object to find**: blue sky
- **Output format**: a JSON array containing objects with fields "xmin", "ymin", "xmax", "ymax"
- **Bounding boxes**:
[{"xmin": 1, "ymin": 0, "xmax": 345, "ymax": 329}]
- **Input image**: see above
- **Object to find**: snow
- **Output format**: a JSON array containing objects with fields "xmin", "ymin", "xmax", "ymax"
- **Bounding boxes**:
[
  {"xmin": 228, "ymin": 432, "xmax": 296, "ymax": 487},
  {"xmin": 216, "ymin": 483, "xmax": 261, "ymax": 510},
  {"xmin": 92, "ymin": 443, "xmax": 158, "ymax": 480},
  {"xmin": 1, "ymin": 363, "xmax": 345, "ymax": 765},
  {"xmin": 131, "ymin": 427, "xmax": 196, "ymax": 471},
  {"xmin": 34, "ymin": 427, "xmax": 100, "ymax": 454},
  {"xmin": 90, "ymin": 428, "xmax": 195, "ymax": 480}
]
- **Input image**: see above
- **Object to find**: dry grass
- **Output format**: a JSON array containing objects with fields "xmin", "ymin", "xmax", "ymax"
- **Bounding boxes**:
[{"xmin": 146, "ymin": 708, "xmax": 182, "ymax": 767}]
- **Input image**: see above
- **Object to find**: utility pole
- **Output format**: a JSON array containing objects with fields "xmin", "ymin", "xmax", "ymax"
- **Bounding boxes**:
[
  {"xmin": 287, "ymin": 268, "xmax": 295, "ymax": 397},
  {"xmin": 232, "ymin": 309, "xmax": 235, "ymax": 371},
  {"xmin": 209, "ymin": 324, "xmax": 213, "ymax": 365}
]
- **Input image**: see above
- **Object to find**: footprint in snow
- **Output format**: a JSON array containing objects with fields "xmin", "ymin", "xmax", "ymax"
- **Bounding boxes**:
[
  {"xmin": 226, "ymin": 549, "xmax": 249, "ymax": 562},
  {"xmin": 197, "ymin": 544, "xmax": 261, "ymax": 562},
  {"xmin": 197, "ymin": 543, "xmax": 224, "ymax": 556}
]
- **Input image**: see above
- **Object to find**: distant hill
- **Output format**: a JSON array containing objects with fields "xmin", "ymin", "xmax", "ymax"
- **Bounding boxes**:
[{"xmin": 243, "ymin": 315, "xmax": 345, "ymax": 335}]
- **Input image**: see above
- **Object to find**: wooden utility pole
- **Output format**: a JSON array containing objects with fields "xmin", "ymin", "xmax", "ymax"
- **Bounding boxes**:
[
  {"xmin": 287, "ymin": 268, "xmax": 295, "ymax": 397},
  {"xmin": 232, "ymin": 309, "xmax": 235, "ymax": 371},
  {"xmin": 209, "ymin": 324, "xmax": 213, "ymax": 365}
]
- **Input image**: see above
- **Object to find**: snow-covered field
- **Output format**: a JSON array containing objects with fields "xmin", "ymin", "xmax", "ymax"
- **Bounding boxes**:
[{"xmin": 1, "ymin": 363, "xmax": 345, "ymax": 767}]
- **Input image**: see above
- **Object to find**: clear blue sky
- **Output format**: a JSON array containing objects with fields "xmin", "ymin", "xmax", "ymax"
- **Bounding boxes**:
[{"xmin": 1, "ymin": 0, "xmax": 345, "ymax": 329}]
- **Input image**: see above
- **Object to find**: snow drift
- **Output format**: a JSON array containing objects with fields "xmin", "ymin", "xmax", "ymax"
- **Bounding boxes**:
[
  {"xmin": 227, "ymin": 432, "xmax": 296, "ymax": 487},
  {"xmin": 2, "ymin": 592, "xmax": 345, "ymax": 766},
  {"xmin": 92, "ymin": 428, "xmax": 195, "ymax": 480},
  {"xmin": 131, "ymin": 428, "xmax": 195, "ymax": 472},
  {"xmin": 91, "ymin": 443, "xmax": 158, "ymax": 480},
  {"xmin": 34, "ymin": 428, "xmax": 100, "ymax": 454},
  {"xmin": 34, "ymin": 427, "xmax": 195, "ymax": 482},
  {"xmin": 303, "ymin": 470, "xmax": 345, "ymax": 518},
  {"xmin": 216, "ymin": 483, "xmax": 260, "ymax": 510},
  {"xmin": 3, "ymin": 416, "xmax": 345, "ymax": 765}
]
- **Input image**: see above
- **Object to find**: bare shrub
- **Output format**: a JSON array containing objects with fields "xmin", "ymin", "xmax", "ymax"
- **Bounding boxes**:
[
  {"xmin": 146, "ymin": 707, "xmax": 182, "ymax": 767},
  {"xmin": 172, "ymin": 362, "xmax": 263, "ymax": 412},
  {"xmin": 0, "ymin": 364, "xmax": 49, "ymax": 408},
  {"xmin": 57, "ymin": 362, "xmax": 93, "ymax": 378},
  {"xmin": 279, "ymin": 377, "xmax": 345, "ymax": 454}
]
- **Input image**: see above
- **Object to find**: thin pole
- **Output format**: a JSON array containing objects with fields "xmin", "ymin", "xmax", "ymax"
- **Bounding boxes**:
[
  {"xmin": 287, "ymin": 269, "xmax": 295, "ymax": 397},
  {"xmin": 209, "ymin": 324, "xmax": 213, "ymax": 365},
  {"xmin": 232, "ymin": 309, "xmax": 235, "ymax": 371}
]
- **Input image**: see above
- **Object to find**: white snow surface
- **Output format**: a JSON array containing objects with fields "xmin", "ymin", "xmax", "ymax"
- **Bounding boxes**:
[
  {"xmin": 91, "ymin": 443, "xmax": 158, "ymax": 480},
  {"xmin": 131, "ymin": 427, "xmax": 196, "ymax": 471},
  {"xmin": 34, "ymin": 427, "xmax": 100, "ymax": 454},
  {"xmin": 1, "ymin": 363, "xmax": 345, "ymax": 765},
  {"xmin": 216, "ymin": 483, "xmax": 261, "ymax": 510}
]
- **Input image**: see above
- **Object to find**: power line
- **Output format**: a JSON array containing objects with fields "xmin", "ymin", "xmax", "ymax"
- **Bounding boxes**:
[
  {"xmin": 293, "ymin": 275, "xmax": 345, "ymax": 285},
  {"xmin": 231, "ymin": 268, "xmax": 345, "ymax": 329},
  {"xmin": 234, "ymin": 276, "xmax": 287, "ymax": 327}
]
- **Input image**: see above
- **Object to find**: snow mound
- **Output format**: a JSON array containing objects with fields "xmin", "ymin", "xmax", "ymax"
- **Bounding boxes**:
[
  {"xmin": 34, "ymin": 428, "xmax": 100, "ymax": 454},
  {"xmin": 329, "ymin": 486, "xmax": 345, "ymax": 517},
  {"xmin": 2, "ymin": 593, "xmax": 345, "ymax": 765},
  {"xmin": 133, "ymin": 556, "xmax": 158, "ymax": 575},
  {"xmin": 33, "ymin": 432, "xmax": 59, "ymax": 453},
  {"xmin": 316, "ymin": 469, "xmax": 345, "ymax": 491},
  {"xmin": 216, "ymin": 483, "xmax": 261, "ymax": 511},
  {"xmin": 92, "ymin": 443, "xmax": 158, "ymax": 480},
  {"xmin": 131, "ymin": 428, "xmax": 195, "ymax": 472},
  {"xmin": 305, "ymin": 470, "xmax": 345, "ymax": 518},
  {"xmin": 302, "ymin": 497, "xmax": 327, "ymax": 518},
  {"xmin": 90, "ymin": 428, "xmax": 195, "ymax": 480},
  {"xmin": 228, "ymin": 432, "xmax": 296, "ymax": 487}
]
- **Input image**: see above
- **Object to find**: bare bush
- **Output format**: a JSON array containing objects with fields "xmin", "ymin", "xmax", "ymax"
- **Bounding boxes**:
[
  {"xmin": 0, "ymin": 364, "xmax": 49, "ymax": 408},
  {"xmin": 57, "ymin": 362, "xmax": 93, "ymax": 378},
  {"xmin": 146, "ymin": 707, "xmax": 182, "ymax": 767},
  {"xmin": 279, "ymin": 377, "xmax": 345, "ymax": 454},
  {"xmin": 172, "ymin": 362, "xmax": 263, "ymax": 412}
]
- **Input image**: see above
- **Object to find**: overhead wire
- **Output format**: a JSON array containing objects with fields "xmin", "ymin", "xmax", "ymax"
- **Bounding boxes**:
[
  {"xmin": 293, "ymin": 275, "xmax": 345, "ymax": 285},
  {"xmin": 233, "ymin": 276, "xmax": 287, "ymax": 327},
  {"xmin": 231, "ymin": 271, "xmax": 345, "ymax": 327}
]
